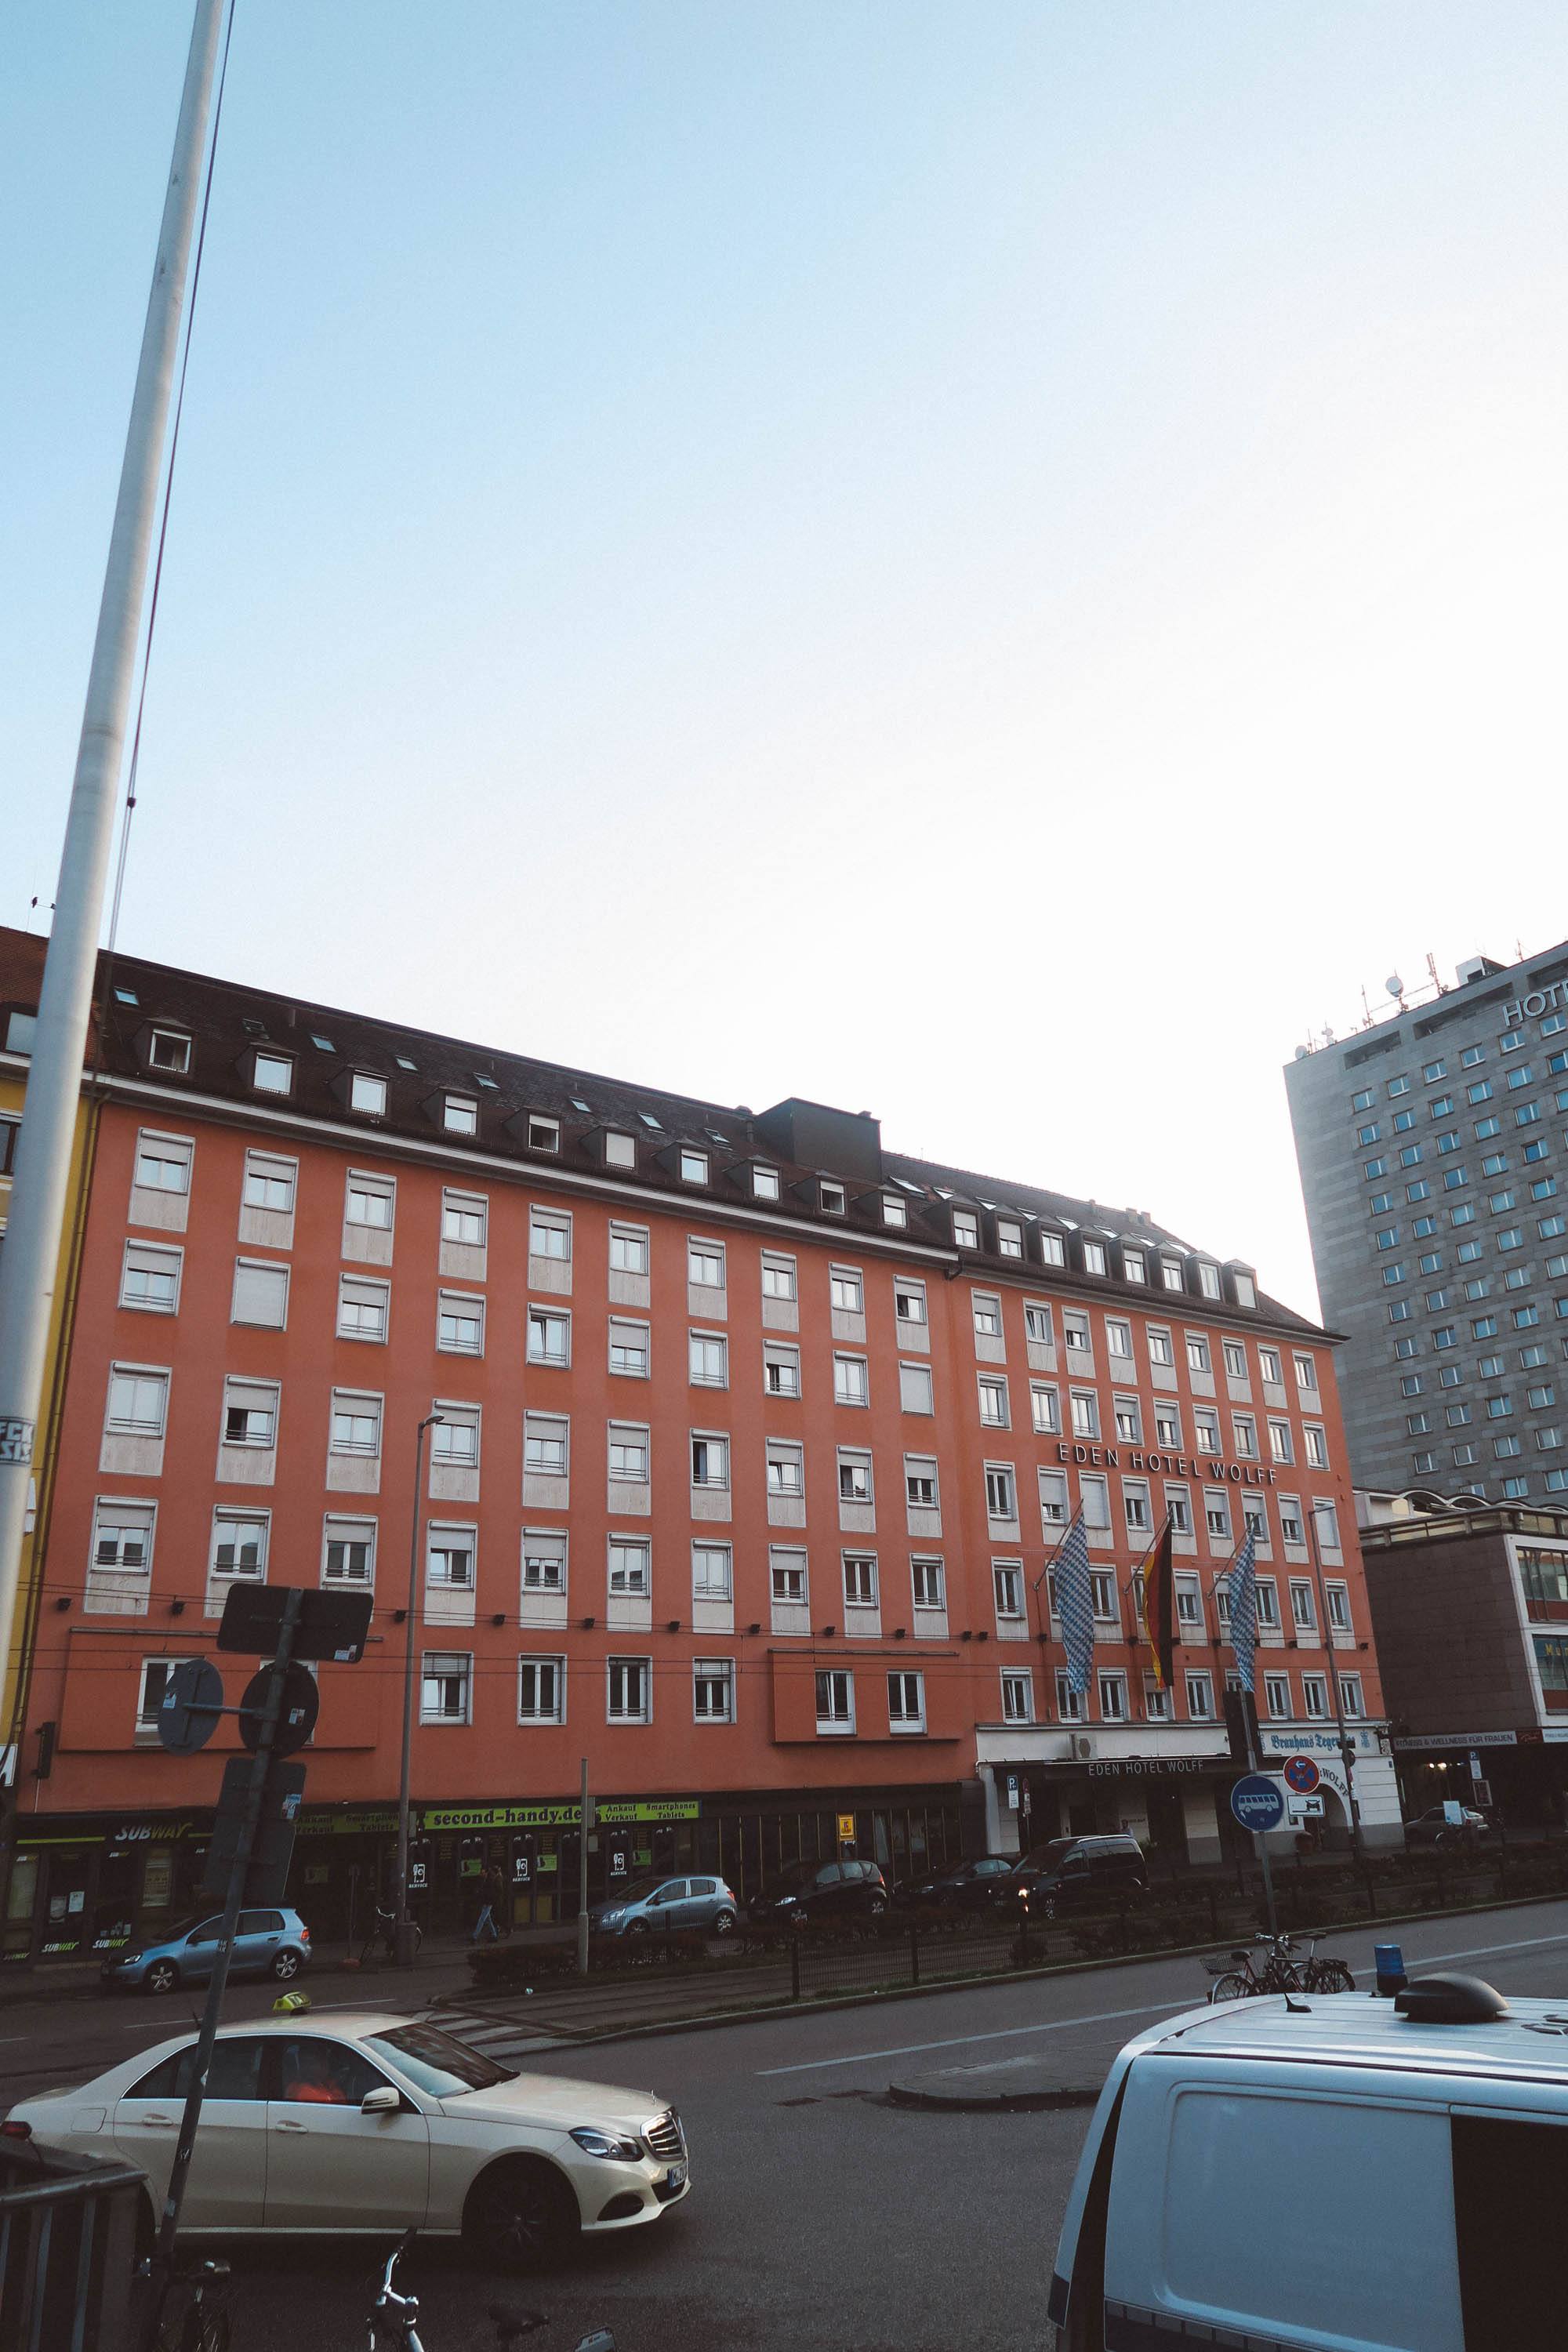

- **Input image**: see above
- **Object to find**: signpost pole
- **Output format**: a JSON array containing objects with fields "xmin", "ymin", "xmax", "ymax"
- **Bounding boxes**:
[
  {"xmin": 394, "ymin": 1411, "xmax": 441, "ymax": 1968},
  {"xmin": 140, "ymin": 1586, "xmax": 302, "ymax": 2352},
  {"xmin": 1307, "ymin": 1505, "xmax": 1367, "ymax": 1864},
  {"xmin": 576, "ymin": 1759, "xmax": 592, "ymax": 1977},
  {"xmin": 1241, "ymin": 1713, "xmax": 1280, "ymax": 1937}
]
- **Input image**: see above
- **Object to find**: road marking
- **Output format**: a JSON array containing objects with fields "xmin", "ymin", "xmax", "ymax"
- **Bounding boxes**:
[
  {"xmin": 756, "ymin": 1927, "xmax": 1568, "ymax": 2077},
  {"xmin": 757, "ymin": 1997, "xmax": 1185, "ymax": 2076}
]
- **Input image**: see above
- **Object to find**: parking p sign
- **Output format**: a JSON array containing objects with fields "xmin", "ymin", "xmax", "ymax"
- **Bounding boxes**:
[{"xmin": 1229, "ymin": 1774, "xmax": 1287, "ymax": 1835}]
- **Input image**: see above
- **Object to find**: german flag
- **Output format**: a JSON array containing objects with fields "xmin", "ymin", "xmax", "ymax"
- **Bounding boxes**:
[{"xmin": 1138, "ymin": 1515, "xmax": 1176, "ymax": 1691}]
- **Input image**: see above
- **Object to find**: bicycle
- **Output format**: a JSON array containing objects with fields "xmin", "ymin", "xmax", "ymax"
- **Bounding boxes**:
[
  {"xmin": 368, "ymin": 2233, "xmax": 617, "ymax": 2351},
  {"xmin": 1205, "ymin": 1932, "xmax": 1353, "ymax": 2002},
  {"xmin": 358, "ymin": 1904, "xmax": 423, "ymax": 1966},
  {"xmin": 145, "ymin": 2255, "xmax": 231, "ymax": 2352}
]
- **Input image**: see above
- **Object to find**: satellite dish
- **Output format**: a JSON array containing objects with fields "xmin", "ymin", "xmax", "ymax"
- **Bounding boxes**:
[
  {"xmin": 1385, "ymin": 974, "xmax": 1404, "ymax": 999},
  {"xmin": 1294, "ymin": 1046, "xmax": 1309, "ymax": 1061}
]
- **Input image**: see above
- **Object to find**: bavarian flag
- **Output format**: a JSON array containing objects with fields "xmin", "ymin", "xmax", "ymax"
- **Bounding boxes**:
[{"xmin": 1138, "ymin": 1515, "xmax": 1176, "ymax": 1691}]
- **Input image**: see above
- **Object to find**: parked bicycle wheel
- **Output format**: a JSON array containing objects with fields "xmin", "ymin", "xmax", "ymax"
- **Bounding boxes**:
[
  {"xmin": 1208, "ymin": 1971, "xmax": 1253, "ymax": 2002},
  {"xmin": 1306, "ymin": 1959, "xmax": 1355, "ymax": 1994}
]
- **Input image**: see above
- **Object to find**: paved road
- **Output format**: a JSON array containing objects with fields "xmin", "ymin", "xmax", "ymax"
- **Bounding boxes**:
[{"xmin": 9, "ymin": 1900, "xmax": 1568, "ymax": 2352}]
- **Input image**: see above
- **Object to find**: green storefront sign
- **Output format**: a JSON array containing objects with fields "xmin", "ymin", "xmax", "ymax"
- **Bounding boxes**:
[{"xmin": 419, "ymin": 1798, "xmax": 699, "ymax": 1833}]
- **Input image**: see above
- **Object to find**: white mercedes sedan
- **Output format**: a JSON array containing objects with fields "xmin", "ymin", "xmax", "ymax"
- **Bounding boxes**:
[{"xmin": 6, "ymin": 2012, "xmax": 689, "ymax": 2268}]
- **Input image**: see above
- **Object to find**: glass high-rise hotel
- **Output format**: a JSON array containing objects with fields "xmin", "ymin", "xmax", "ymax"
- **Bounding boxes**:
[{"xmin": 1286, "ymin": 940, "xmax": 1568, "ymax": 1503}]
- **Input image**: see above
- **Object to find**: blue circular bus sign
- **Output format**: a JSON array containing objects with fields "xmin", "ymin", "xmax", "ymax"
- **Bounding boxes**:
[{"xmin": 1229, "ymin": 1774, "xmax": 1287, "ymax": 1834}]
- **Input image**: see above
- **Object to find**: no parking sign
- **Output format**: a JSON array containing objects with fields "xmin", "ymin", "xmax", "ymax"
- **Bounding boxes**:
[{"xmin": 1283, "ymin": 1755, "xmax": 1321, "ymax": 1796}]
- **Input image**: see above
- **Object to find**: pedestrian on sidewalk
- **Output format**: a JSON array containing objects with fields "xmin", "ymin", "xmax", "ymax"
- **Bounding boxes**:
[{"xmin": 472, "ymin": 1862, "xmax": 503, "ymax": 1944}]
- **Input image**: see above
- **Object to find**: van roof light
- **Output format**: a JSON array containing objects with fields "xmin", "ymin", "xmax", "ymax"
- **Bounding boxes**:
[{"xmin": 1393, "ymin": 1973, "xmax": 1509, "ymax": 2024}]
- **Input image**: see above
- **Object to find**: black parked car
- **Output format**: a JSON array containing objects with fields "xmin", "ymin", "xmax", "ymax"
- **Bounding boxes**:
[
  {"xmin": 897, "ymin": 1857, "xmax": 1017, "ymax": 1912},
  {"xmin": 746, "ymin": 1858, "xmax": 889, "ymax": 1928},
  {"xmin": 997, "ymin": 1834, "xmax": 1149, "ymax": 1918}
]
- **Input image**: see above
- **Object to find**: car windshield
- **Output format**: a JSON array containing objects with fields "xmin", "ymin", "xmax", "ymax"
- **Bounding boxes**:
[
  {"xmin": 1019, "ymin": 1840, "xmax": 1076, "ymax": 1872},
  {"xmin": 604, "ymin": 1875, "xmax": 669, "ymax": 1905},
  {"xmin": 364, "ymin": 2024, "xmax": 516, "ymax": 2097}
]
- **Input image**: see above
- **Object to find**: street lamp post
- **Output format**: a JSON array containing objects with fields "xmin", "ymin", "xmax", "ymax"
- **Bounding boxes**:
[
  {"xmin": 1307, "ymin": 1501, "xmax": 1367, "ymax": 1866},
  {"xmin": 394, "ymin": 1412, "xmax": 443, "ymax": 1967}
]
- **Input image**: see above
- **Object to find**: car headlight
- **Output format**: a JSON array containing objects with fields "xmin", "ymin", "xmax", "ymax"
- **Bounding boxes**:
[
  {"xmin": 597, "ymin": 1909, "xmax": 625, "ymax": 1927},
  {"xmin": 569, "ymin": 2127, "xmax": 643, "ymax": 2160}
]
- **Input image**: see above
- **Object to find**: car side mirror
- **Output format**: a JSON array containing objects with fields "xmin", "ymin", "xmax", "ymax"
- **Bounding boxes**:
[{"xmin": 361, "ymin": 2085, "xmax": 401, "ymax": 2115}]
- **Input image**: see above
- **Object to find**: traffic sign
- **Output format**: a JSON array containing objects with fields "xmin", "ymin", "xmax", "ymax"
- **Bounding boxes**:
[
  {"xmin": 217, "ymin": 1583, "xmax": 373, "ymax": 1662},
  {"xmin": 238, "ymin": 1661, "xmax": 319, "ymax": 1757},
  {"xmin": 1229, "ymin": 1774, "xmax": 1287, "ymax": 1834},
  {"xmin": 156, "ymin": 1657, "xmax": 224, "ymax": 1755},
  {"xmin": 1282, "ymin": 1755, "xmax": 1321, "ymax": 1796}
]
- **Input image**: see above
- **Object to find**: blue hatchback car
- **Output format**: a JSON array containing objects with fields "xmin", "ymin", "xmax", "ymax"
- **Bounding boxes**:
[{"xmin": 101, "ymin": 1907, "xmax": 311, "ymax": 1994}]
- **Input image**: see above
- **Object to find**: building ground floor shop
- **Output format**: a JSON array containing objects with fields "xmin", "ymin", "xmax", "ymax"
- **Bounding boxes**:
[
  {"xmin": 1, "ymin": 1779, "xmax": 977, "ymax": 1965},
  {"xmin": 1393, "ymin": 1729, "xmax": 1568, "ymax": 1830}
]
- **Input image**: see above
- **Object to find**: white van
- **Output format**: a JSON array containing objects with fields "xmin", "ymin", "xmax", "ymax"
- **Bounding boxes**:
[{"xmin": 1050, "ymin": 1976, "xmax": 1567, "ymax": 2352}]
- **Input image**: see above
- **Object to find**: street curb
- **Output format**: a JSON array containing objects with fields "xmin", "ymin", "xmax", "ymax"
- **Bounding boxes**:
[
  {"xmin": 887, "ymin": 2074, "xmax": 1102, "ymax": 2113},
  {"xmin": 440, "ymin": 1882, "xmax": 1568, "ymax": 2052}
]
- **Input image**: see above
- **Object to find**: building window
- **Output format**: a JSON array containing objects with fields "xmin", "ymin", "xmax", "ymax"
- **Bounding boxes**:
[
  {"xmin": 1193, "ymin": 1408, "xmax": 1221, "ymax": 1452},
  {"xmin": 692, "ymin": 1433, "xmax": 731, "ymax": 1489},
  {"xmin": 441, "ymin": 1191, "xmax": 487, "ymax": 1248},
  {"xmin": 952, "ymin": 1210, "xmax": 980, "ymax": 1250},
  {"xmin": 334, "ymin": 1275, "xmax": 387, "ymax": 1343},
  {"xmin": 899, "ymin": 1362, "xmax": 935, "ymax": 1414},
  {"xmin": 1105, "ymin": 1319, "xmax": 1134, "ymax": 1362},
  {"xmin": 1070, "ymin": 1391, "xmax": 1100, "ymax": 1440},
  {"xmin": 1185, "ymin": 1671, "xmax": 1214, "ymax": 1721},
  {"xmin": 212, "ymin": 1510, "xmax": 268, "ymax": 1580},
  {"xmin": 421, "ymin": 1653, "xmax": 472, "ymax": 1723},
  {"xmin": 895, "ymin": 1279, "xmax": 927, "ymax": 1327},
  {"xmin": 679, "ymin": 1149, "xmax": 709, "ymax": 1185},
  {"xmin": 1098, "ymin": 1673, "xmax": 1127, "ymax": 1722},
  {"xmin": 231, "ymin": 1258, "xmax": 289, "ymax": 1328},
  {"xmin": 442, "ymin": 1094, "xmax": 478, "ymax": 1136},
  {"xmin": 1205, "ymin": 1492, "xmax": 1231, "ymax": 1540},
  {"xmin": 1123, "ymin": 1249, "xmax": 1147, "ymax": 1284},
  {"xmin": 831, "ymin": 1268, "xmax": 864, "ymax": 1314},
  {"xmin": 427, "ymin": 1526, "xmax": 475, "ymax": 1588},
  {"xmin": 252, "ymin": 1050, "xmax": 292, "ymax": 1095},
  {"xmin": 350, "ymin": 1073, "xmax": 387, "ymax": 1116},
  {"xmin": 880, "ymin": 1196, "xmax": 907, "ymax": 1229},
  {"xmin": 760, "ymin": 1251, "xmax": 797, "ymax": 1301},
  {"xmin": 610, "ymin": 1319, "xmax": 652, "ymax": 1377},
  {"xmin": 765, "ymin": 1439, "xmax": 803, "ymax": 1495},
  {"xmin": 985, "ymin": 1465, "xmax": 1017, "ymax": 1520},
  {"xmin": 1032, "ymin": 1385, "xmax": 1062, "ymax": 1436},
  {"xmin": 1268, "ymin": 1420, "xmax": 1294, "ymax": 1465},
  {"xmin": 752, "ymin": 1165, "xmax": 780, "ymax": 1201},
  {"xmin": 771, "ymin": 1550, "xmax": 808, "ymax": 1603},
  {"xmin": 818, "ymin": 1180, "xmax": 846, "ymax": 1215},
  {"xmin": 977, "ymin": 1375, "xmax": 1010, "ymax": 1428},
  {"xmin": 221, "ymin": 1378, "xmax": 277, "ymax": 1448},
  {"xmin": 1115, "ymin": 1396, "xmax": 1142, "ymax": 1445},
  {"xmin": 527, "ymin": 1308, "xmax": 570, "ymax": 1366},
  {"xmin": 1233, "ymin": 1414, "xmax": 1257, "ymax": 1457},
  {"xmin": 1040, "ymin": 1232, "xmax": 1066, "ymax": 1267},
  {"xmin": 1338, "ymin": 1675, "xmax": 1365, "ymax": 1719},
  {"xmin": 692, "ymin": 1542, "xmax": 732, "ymax": 1600},
  {"xmin": 323, "ymin": 1518, "xmax": 375, "ymax": 1585},
  {"xmin": 435, "ymin": 1406, "xmax": 481, "ymax": 1467},
  {"xmin": 996, "ymin": 1219, "xmax": 1024, "ymax": 1260},
  {"xmin": 241, "ymin": 1152, "xmax": 295, "ymax": 1214},
  {"xmin": 815, "ymin": 1670, "xmax": 855, "ymax": 1733},
  {"xmin": 1313, "ymin": 1499, "xmax": 1341, "ymax": 1550},
  {"xmin": 91, "ymin": 1501, "xmax": 154, "ymax": 1576},
  {"xmin": 345, "ymin": 1175, "xmax": 394, "ymax": 1232},
  {"xmin": 913, "ymin": 1556, "xmax": 945, "ymax": 1610},
  {"xmin": 608, "ymin": 1425, "xmax": 650, "ymax": 1483},
  {"xmin": 607, "ymin": 1656, "xmax": 652, "ymax": 1722},
  {"xmin": 838, "ymin": 1453, "xmax": 873, "ymax": 1504},
  {"xmin": 608, "ymin": 1538, "xmax": 650, "ymax": 1595},
  {"xmin": 887, "ymin": 1671, "xmax": 925, "ymax": 1731},
  {"xmin": 688, "ymin": 1330, "xmax": 728, "ymax": 1386},
  {"xmin": 1186, "ymin": 1334, "xmax": 1211, "ymax": 1375},
  {"xmin": 694, "ymin": 1659, "xmax": 735, "ymax": 1722},
  {"xmin": 1001, "ymin": 1671, "xmax": 1034, "ymax": 1724},
  {"xmin": 1147, "ymin": 1330, "xmax": 1174, "ymax": 1367},
  {"xmin": 522, "ymin": 1531, "xmax": 567, "ymax": 1592},
  {"xmin": 844, "ymin": 1554, "xmax": 878, "ymax": 1608},
  {"xmin": 1124, "ymin": 1479, "xmax": 1152, "ymax": 1534},
  {"xmin": 120, "ymin": 1240, "xmax": 182, "ymax": 1313},
  {"xmin": 518, "ymin": 1657, "xmax": 565, "ymax": 1724},
  {"xmin": 906, "ymin": 1457, "xmax": 938, "ymax": 1509},
  {"xmin": 834, "ymin": 1354, "xmax": 869, "ymax": 1406},
  {"xmin": 993, "ymin": 1563, "xmax": 1023, "ymax": 1618},
  {"xmin": 610, "ymin": 1223, "xmax": 649, "ymax": 1275},
  {"xmin": 689, "ymin": 1240, "xmax": 726, "ymax": 1290},
  {"xmin": 1290, "ymin": 1581, "xmax": 1316, "ymax": 1632},
  {"xmin": 329, "ymin": 1393, "xmax": 382, "ymax": 1457},
  {"xmin": 1264, "ymin": 1675, "xmax": 1290, "ymax": 1719},
  {"xmin": 1025, "ymin": 1301, "xmax": 1053, "ymax": 1346},
  {"xmin": 436, "ymin": 1291, "xmax": 484, "ymax": 1355},
  {"xmin": 972, "ymin": 1293, "xmax": 1004, "ymax": 1340},
  {"xmin": 1155, "ymin": 1406, "xmax": 1181, "ymax": 1447},
  {"xmin": 1063, "ymin": 1311, "xmax": 1092, "ymax": 1354},
  {"xmin": 106, "ymin": 1366, "xmax": 169, "ymax": 1436},
  {"xmin": 526, "ymin": 1115, "xmax": 560, "ymax": 1154},
  {"xmin": 764, "ymin": 1341, "xmax": 800, "ymax": 1397},
  {"xmin": 1056, "ymin": 1674, "xmax": 1083, "ymax": 1723},
  {"xmin": 602, "ymin": 1131, "xmax": 636, "ymax": 1168}
]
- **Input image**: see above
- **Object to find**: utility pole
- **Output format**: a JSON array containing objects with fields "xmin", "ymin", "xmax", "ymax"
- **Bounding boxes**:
[
  {"xmin": 577, "ymin": 1758, "xmax": 592, "ymax": 1976},
  {"xmin": 0, "ymin": 0, "xmax": 228, "ymax": 1731},
  {"xmin": 394, "ymin": 1412, "xmax": 442, "ymax": 1966}
]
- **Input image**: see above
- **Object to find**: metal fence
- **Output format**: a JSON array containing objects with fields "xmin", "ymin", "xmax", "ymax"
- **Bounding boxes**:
[{"xmin": 0, "ymin": 2137, "xmax": 145, "ymax": 2352}]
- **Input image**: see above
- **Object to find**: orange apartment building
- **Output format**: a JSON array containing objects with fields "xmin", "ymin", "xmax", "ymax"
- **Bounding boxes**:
[{"xmin": 0, "ymin": 931, "xmax": 1401, "ymax": 1964}]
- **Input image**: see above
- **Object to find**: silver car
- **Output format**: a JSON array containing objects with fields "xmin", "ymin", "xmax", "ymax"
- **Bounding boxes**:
[{"xmin": 586, "ymin": 1871, "xmax": 739, "ymax": 1938}]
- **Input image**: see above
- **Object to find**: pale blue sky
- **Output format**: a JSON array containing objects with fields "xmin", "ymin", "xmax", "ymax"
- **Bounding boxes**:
[{"xmin": 7, "ymin": 4, "xmax": 1568, "ymax": 1317}]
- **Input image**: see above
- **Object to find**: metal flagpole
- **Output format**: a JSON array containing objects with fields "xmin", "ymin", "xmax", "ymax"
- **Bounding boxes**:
[{"xmin": 0, "ymin": 0, "xmax": 228, "ymax": 1730}]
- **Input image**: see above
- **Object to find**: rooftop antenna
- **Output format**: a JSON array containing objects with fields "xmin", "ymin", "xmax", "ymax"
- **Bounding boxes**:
[
  {"xmin": 1319, "ymin": 1024, "xmax": 1334, "ymax": 1048},
  {"xmin": 1386, "ymin": 973, "xmax": 1406, "ymax": 1011},
  {"xmin": 1425, "ymin": 951, "xmax": 1447, "ymax": 997}
]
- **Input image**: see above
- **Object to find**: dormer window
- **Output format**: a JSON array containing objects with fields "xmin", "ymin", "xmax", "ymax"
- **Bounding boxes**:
[
  {"xmin": 680, "ymin": 1149, "xmax": 709, "ymax": 1185},
  {"xmin": 1039, "ymin": 1231, "xmax": 1065, "ymax": 1267},
  {"xmin": 443, "ymin": 1094, "xmax": 478, "ymax": 1136},
  {"xmin": 753, "ymin": 1165, "xmax": 780, "ymax": 1202},
  {"xmin": 148, "ymin": 1029, "xmax": 191, "ymax": 1075},
  {"xmin": 1232, "ymin": 1270, "xmax": 1257, "ymax": 1309},
  {"xmin": 1198, "ymin": 1261, "xmax": 1221, "ymax": 1300},
  {"xmin": 5, "ymin": 1011, "xmax": 36, "ymax": 1055},
  {"xmin": 1123, "ymin": 1248, "xmax": 1146, "ymax": 1283},
  {"xmin": 1082, "ymin": 1240, "xmax": 1107, "ymax": 1276},
  {"xmin": 350, "ymin": 1073, "xmax": 387, "ymax": 1117},
  {"xmin": 952, "ymin": 1210, "xmax": 979, "ymax": 1250},
  {"xmin": 528, "ymin": 1115, "xmax": 560, "ymax": 1153},
  {"xmin": 996, "ymin": 1218, "xmax": 1024, "ymax": 1259},
  {"xmin": 1160, "ymin": 1258, "xmax": 1185, "ymax": 1291},
  {"xmin": 603, "ymin": 1131, "xmax": 636, "ymax": 1169},
  {"xmin": 819, "ymin": 1181, "xmax": 846, "ymax": 1215},
  {"xmin": 881, "ymin": 1195, "xmax": 907, "ymax": 1229},
  {"xmin": 252, "ymin": 1051, "xmax": 292, "ymax": 1097}
]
